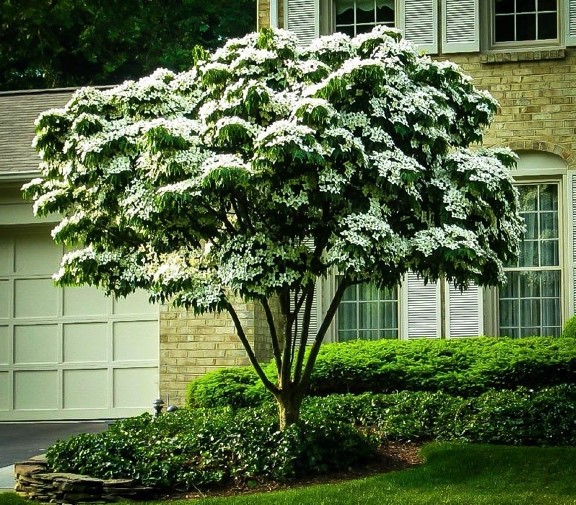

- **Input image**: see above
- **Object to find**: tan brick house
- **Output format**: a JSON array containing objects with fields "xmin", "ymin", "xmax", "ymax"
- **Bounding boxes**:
[{"xmin": 1, "ymin": 0, "xmax": 575, "ymax": 420}]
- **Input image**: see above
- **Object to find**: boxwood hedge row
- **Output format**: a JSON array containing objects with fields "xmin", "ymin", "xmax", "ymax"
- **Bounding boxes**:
[{"xmin": 186, "ymin": 337, "xmax": 576, "ymax": 409}]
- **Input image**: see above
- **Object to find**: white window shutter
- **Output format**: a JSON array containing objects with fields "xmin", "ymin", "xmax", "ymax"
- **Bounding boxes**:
[
  {"xmin": 285, "ymin": 0, "xmax": 320, "ymax": 47},
  {"xmin": 406, "ymin": 272, "xmax": 441, "ymax": 338},
  {"xmin": 570, "ymin": 173, "xmax": 576, "ymax": 315},
  {"xmin": 442, "ymin": 0, "xmax": 479, "ymax": 53},
  {"xmin": 567, "ymin": 0, "xmax": 576, "ymax": 46},
  {"xmin": 399, "ymin": 0, "xmax": 438, "ymax": 54},
  {"xmin": 446, "ymin": 283, "xmax": 483, "ymax": 337}
]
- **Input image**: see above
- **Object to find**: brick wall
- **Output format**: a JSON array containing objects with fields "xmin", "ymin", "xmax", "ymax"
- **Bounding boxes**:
[
  {"xmin": 441, "ymin": 49, "xmax": 576, "ymax": 168},
  {"xmin": 159, "ymin": 300, "xmax": 276, "ymax": 406}
]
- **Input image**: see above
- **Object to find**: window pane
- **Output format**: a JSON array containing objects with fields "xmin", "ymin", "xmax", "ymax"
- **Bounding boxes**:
[
  {"xmin": 517, "ymin": 14, "xmax": 537, "ymax": 40},
  {"xmin": 539, "ymin": 185, "xmax": 558, "ymax": 211},
  {"xmin": 540, "ymin": 240, "xmax": 559, "ymax": 266},
  {"xmin": 338, "ymin": 302, "xmax": 357, "ymax": 331},
  {"xmin": 521, "ymin": 299, "xmax": 541, "ymax": 327},
  {"xmin": 359, "ymin": 283, "xmax": 378, "ymax": 301},
  {"xmin": 359, "ymin": 302, "xmax": 379, "ymax": 329},
  {"xmin": 519, "ymin": 272, "xmax": 540, "ymax": 298},
  {"xmin": 339, "ymin": 330, "xmax": 356, "ymax": 342},
  {"xmin": 495, "ymin": 15, "xmax": 515, "ymax": 42},
  {"xmin": 342, "ymin": 285, "xmax": 357, "ymax": 302},
  {"xmin": 541, "ymin": 298, "xmax": 560, "ymax": 327},
  {"xmin": 380, "ymin": 301, "xmax": 398, "ymax": 329},
  {"xmin": 336, "ymin": 0, "xmax": 355, "ymax": 24},
  {"xmin": 337, "ymin": 282, "xmax": 397, "ymax": 341},
  {"xmin": 539, "ymin": 211, "xmax": 558, "ymax": 239},
  {"xmin": 499, "ymin": 299, "xmax": 519, "ymax": 327},
  {"xmin": 541, "ymin": 270, "xmax": 560, "ymax": 297},
  {"xmin": 538, "ymin": 12, "xmax": 557, "ymax": 39},
  {"xmin": 519, "ymin": 240, "xmax": 538, "ymax": 267},
  {"xmin": 517, "ymin": 0, "xmax": 536, "ymax": 12},
  {"xmin": 356, "ymin": 0, "xmax": 375, "ymax": 23},
  {"xmin": 538, "ymin": 0, "xmax": 557, "ymax": 11},
  {"xmin": 501, "ymin": 271, "xmax": 518, "ymax": 298},
  {"xmin": 337, "ymin": 25, "xmax": 356, "ymax": 37},
  {"xmin": 518, "ymin": 186, "xmax": 538, "ymax": 211},
  {"xmin": 376, "ymin": 0, "xmax": 394, "ymax": 23},
  {"xmin": 495, "ymin": 0, "xmax": 515, "ymax": 14},
  {"xmin": 523, "ymin": 213, "xmax": 538, "ymax": 239}
]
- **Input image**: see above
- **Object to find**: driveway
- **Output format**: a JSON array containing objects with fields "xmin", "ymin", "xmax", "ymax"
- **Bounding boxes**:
[{"xmin": 0, "ymin": 421, "xmax": 110, "ymax": 490}]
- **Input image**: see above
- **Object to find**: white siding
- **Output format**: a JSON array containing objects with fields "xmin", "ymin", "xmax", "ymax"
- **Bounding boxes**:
[{"xmin": 442, "ymin": 0, "xmax": 479, "ymax": 53}]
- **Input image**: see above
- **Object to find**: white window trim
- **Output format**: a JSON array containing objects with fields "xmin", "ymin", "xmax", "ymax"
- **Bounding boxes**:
[{"xmin": 494, "ymin": 177, "xmax": 568, "ymax": 337}]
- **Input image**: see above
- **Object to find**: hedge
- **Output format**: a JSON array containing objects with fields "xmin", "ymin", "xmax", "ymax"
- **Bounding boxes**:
[
  {"xmin": 186, "ymin": 336, "xmax": 576, "ymax": 409},
  {"xmin": 47, "ymin": 385, "xmax": 576, "ymax": 490},
  {"xmin": 301, "ymin": 384, "xmax": 576, "ymax": 446}
]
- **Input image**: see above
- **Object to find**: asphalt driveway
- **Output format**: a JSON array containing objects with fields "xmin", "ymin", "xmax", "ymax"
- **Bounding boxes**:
[{"xmin": 0, "ymin": 421, "xmax": 110, "ymax": 468}]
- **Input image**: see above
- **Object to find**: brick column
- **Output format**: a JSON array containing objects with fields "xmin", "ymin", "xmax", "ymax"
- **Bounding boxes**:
[{"xmin": 159, "ymin": 300, "xmax": 275, "ymax": 406}]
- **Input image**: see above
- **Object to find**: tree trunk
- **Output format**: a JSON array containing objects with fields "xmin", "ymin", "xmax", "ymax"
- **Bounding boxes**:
[{"xmin": 276, "ymin": 389, "xmax": 303, "ymax": 431}]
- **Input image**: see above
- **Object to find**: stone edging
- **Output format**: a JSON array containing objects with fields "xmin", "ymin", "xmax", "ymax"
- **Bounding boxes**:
[{"xmin": 14, "ymin": 456, "xmax": 155, "ymax": 504}]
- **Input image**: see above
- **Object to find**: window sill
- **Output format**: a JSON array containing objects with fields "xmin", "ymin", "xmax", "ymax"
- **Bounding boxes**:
[{"xmin": 480, "ymin": 48, "xmax": 565, "ymax": 64}]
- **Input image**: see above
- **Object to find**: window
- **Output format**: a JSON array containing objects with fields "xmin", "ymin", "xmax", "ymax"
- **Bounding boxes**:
[
  {"xmin": 337, "ymin": 282, "xmax": 398, "ymax": 340},
  {"xmin": 499, "ymin": 183, "xmax": 562, "ymax": 337},
  {"xmin": 335, "ymin": 0, "xmax": 395, "ymax": 37},
  {"xmin": 492, "ymin": 0, "xmax": 559, "ymax": 46}
]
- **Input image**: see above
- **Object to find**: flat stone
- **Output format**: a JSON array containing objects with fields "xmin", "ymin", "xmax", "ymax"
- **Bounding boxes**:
[{"xmin": 101, "ymin": 479, "xmax": 134, "ymax": 487}]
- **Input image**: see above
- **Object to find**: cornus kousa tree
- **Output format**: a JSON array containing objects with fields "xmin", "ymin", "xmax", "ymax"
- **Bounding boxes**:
[{"xmin": 25, "ymin": 27, "xmax": 523, "ymax": 429}]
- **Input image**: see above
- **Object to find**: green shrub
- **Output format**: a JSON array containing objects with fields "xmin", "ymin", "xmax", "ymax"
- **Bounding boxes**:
[
  {"xmin": 46, "ymin": 406, "xmax": 377, "ymax": 490},
  {"xmin": 185, "ymin": 367, "xmax": 270, "ymax": 409},
  {"xmin": 562, "ymin": 315, "xmax": 576, "ymax": 338},
  {"xmin": 186, "ymin": 337, "xmax": 576, "ymax": 409},
  {"xmin": 298, "ymin": 385, "xmax": 576, "ymax": 446}
]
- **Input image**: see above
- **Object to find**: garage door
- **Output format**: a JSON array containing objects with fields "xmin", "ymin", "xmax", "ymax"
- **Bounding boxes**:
[{"xmin": 0, "ymin": 227, "xmax": 159, "ymax": 421}]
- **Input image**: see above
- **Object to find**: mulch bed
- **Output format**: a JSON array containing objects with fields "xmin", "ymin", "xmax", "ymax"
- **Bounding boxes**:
[{"xmin": 161, "ymin": 442, "xmax": 424, "ymax": 501}]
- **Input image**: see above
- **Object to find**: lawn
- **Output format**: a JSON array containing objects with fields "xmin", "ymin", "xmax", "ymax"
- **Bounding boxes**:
[
  {"xmin": 2, "ymin": 443, "xmax": 575, "ymax": 505},
  {"xmin": 170, "ymin": 443, "xmax": 576, "ymax": 505}
]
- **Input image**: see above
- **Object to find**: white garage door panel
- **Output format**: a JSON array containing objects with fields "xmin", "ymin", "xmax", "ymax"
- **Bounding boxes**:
[
  {"xmin": 0, "ymin": 227, "xmax": 159, "ymax": 421},
  {"xmin": 0, "ymin": 372, "xmax": 8, "ymax": 409},
  {"xmin": 15, "ymin": 279, "xmax": 59, "ymax": 318},
  {"xmin": 63, "ymin": 369, "xmax": 108, "ymax": 409},
  {"xmin": 14, "ymin": 325, "xmax": 59, "ymax": 364},
  {"xmin": 63, "ymin": 323, "xmax": 108, "ymax": 362},
  {"xmin": 114, "ymin": 321, "xmax": 158, "ymax": 361},
  {"xmin": 0, "ymin": 281, "xmax": 9, "ymax": 318},
  {"xmin": 63, "ymin": 286, "xmax": 109, "ymax": 316},
  {"xmin": 114, "ymin": 368, "xmax": 158, "ymax": 408},
  {"xmin": 0, "ymin": 326, "xmax": 8, "ymax": 364},
  {"xmin": 14, "ymin": 370, "xmax": 59, "ymax": 410}
]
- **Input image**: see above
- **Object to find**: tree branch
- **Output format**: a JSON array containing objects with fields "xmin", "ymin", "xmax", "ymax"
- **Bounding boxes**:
[
  {"xmin": 296, "ymin": 277, "xmax": 353, "ymax": 395},
  {"xmin": 224, "ymin": 301, "xmax": 278, "ymax": 394},
  {"xmin": 294, "ymin": 282, "xmax": 315, "ymax": 384},
  {"xmin": 261, "ymin": 297, "xmax": 283, "ymax": 372}
]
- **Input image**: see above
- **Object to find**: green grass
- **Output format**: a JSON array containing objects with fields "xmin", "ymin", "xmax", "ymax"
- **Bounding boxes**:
[
  {"xmin": 3, "ymin": 443, "xmax": 575, "ymax": 505},
  {"xmin": 177, "ymin": 443, "xmax": 576, "ymax": 505}
]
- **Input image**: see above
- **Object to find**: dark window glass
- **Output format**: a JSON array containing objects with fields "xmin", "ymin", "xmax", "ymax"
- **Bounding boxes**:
[
  {"xmin": 495, "ymin": 0, "xmax": 515, "ymax": 14},
  {"xmin": 538, "ymin": 0, "xmax": 557, "ymax": 11},
  {"xmin": 517, "ymin": 0, "xmax": 536, "ymax": 13},
  {"xmin": 517, "ymin": 14, "xmax": 537, "ymax": 40},
  {"xmin": 538, "ymin": 12, "xmax": 557, "ymax": 39},
  {"xmin": 336, "ymin": 6, "xmax": 354, "ymax": 25},
  {"xmin": 495, "ymin": 15, "xmax": 515, "ymax": 42},
  {"xmin": 356, "ymin": 0, "xmax": 375, "ymax": 23}
]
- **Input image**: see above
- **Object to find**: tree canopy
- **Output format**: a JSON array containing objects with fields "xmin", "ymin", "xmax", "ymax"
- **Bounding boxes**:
[
  {"xmin": 24, "ymin": 27, "xmax": 524, "ymax": 428},
  {"xmin": 0, "ymin": 0, "xmax": 255, "ymax": 90}
]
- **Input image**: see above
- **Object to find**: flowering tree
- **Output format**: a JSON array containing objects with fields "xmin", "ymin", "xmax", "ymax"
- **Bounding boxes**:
[{"xmin": 25, "ymin": 27, "xmax": 523, "ymax": 429}]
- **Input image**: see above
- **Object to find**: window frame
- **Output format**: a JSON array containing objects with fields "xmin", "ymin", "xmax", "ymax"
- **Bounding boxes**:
[
  {"xmin": 486, "ymin": 0, "xmax": 562, "ymax": 50},
  {"xmin": 497, "ymin": 179, "xmax": 566, "ymax": 338},
  {"xmin": 336, "ymin": 279, "xmax": 400, "ymax": 341},
  {"xmin": 329, "ymin": 0, "xmax": 398, "ymax": 36}
]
